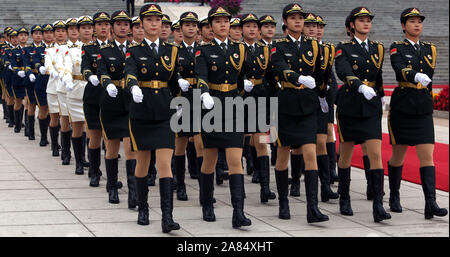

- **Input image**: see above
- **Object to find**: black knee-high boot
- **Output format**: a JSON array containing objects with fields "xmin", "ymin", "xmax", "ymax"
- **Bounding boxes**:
[
  {"xmin": 24, "ymin": 109, "xmax": 29, "ymax": 137},
  {"xmin": 8, "ymin": 105, "xmax": 14, "ymax": 127},
  {"xmin": 388, "ymin": 163, "xmax": 403, "ymax": 213},
  {"xmin": 160, "ymin": 177, "xmax": 180, "ymax": 233},
  {"xmin": 147, "ymin": 150, "xmax": 157, "ymax": 186},
  {"xmin": 186, "ymin": 141, "xmax": 198, "ymax": 179},
  {"xmin": 229, "ymin": 174, "xmax": 251, "ymax": 228},
  {"xmin": 243, "ymin": 136, "xmax": 254, "ymax": 175},
  {"xmin": 420, "ymin": 166, "xmax": 448, "ymax": 219},
  {"xmin": 216, "ymin": 149, "xmax": 229, "ymax": 185},
  {"xmin": 326, "ymin": 142, "xmax": 338, "ymax": 184},
  {"xmin": 2, "ymin": 101, "xmax": 7, "ymax": 122},
  {"xmin": 290, "ymin": 153, "xmax": 302, "ymax": 196},
  {"xmin": 317, "ymin": 155, "xmax": 339, "ymax": 202},
  {"xmin": 49, "ymin": 126, "xmax": 60, "ymax": 157},
  {"xmin": 38, "ymin": 116, "xmax": 49, "ymax": 146},
  {"xmin": 71, "ymin": 136, "xmax": 84, "ymax": 175},
  {"xmin": 363, "ymin": 155, "xmax": 373, "ymax": 200},
  {"xmin": 251, "ymin": 146, "xmax": 260, "ymax": 183},
  {"xmin": 304, "ymin": 170, "xmax": 330, "ymax": 223},
  {"xmin": 81, "ymin": 132, "xmax": 89, "ymax": 167},
  {"xmin": 136, "ymin": 176, "xmax": 149, "ymax": 225},
  {"xmin": 200, "ymin": 172, "xmax": 216, "ymax": 221},
  {"xmin": 258, "ymin": 156, "xmax": 276, "ymax": 203},
  {"xmin": 14, "ymin": 108, "xmax": 22, "ymax": 133},
  {"xmin": 338, "ymin": 167, "xmax": 353, "ymax": 216},
  {"xmin": 270, "ymin": 143, "xmax": 277, "ymax": 166},
  {"xmin": 175, "ymin": 155, "xmax": 188, "ymax": 201},
  {"xmin": 89, "ymin": 148, "xmax": 102, "ymax": 187},
  {"xmin": 105, "ymin": 158, "xmax": 119, "ymax": 204},
  {"xmin": 371, "ymin": 169, "xmax": 391, "ymax": 222},
  {"xmin": 28, "ymin": 115, "xmax": 35, "ymax": 140},
  {"xmin": 275, "ymin": 169, "xmax": 290, "ymax": 219},
  {"xmin": 171, "ymin": 156, "xmax": 177, "ymax": 190},
  {"xmin": 126, "ymin": 159, "xmax": 137, "ymax": 209},
  {"xmin": 61, "ymin": 131, "xmax": 72, "ymax": 165}
]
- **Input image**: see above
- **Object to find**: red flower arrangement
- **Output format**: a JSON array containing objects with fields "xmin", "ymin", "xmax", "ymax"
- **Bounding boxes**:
[{"xmin": 434, "ymin": 87, "xmax": 449, "ymax": 111}]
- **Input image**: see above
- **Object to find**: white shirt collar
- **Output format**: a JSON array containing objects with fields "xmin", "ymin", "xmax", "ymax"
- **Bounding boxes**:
[
  {"xmin": 262, "ymin": 39, "xmax": 272, "ymax": 45},
  {"xmin": 354, "ymin": 36, "xmax": 368, "ymax": 46},
  {"xmin": 244, "ymin": 41, "xmax": 256, "ymax": 48},
  {"xmin": 406, "ymin": 38, "xmax": 420, "ymax": 47},
  {"xmin": 183, "ymin": 41, "xmax": 195, "ymax": 48},
  {"xmin": 288, "ymin": 33, "xmax": 301, "ymax": 43},
  {"xmin": 214, "ymin": 37, "xmax": 228, "ymax": 46},
  {"xmin": 145, "ymin": 37, "xmax": 159, "ymax": 47},
  {"xmin": 97, "ymin": 39, "xmax": 107, "ymax": 45},
  {"xmin": 115, "ymin": 40, "xmax": 127, "ymax": 48}
]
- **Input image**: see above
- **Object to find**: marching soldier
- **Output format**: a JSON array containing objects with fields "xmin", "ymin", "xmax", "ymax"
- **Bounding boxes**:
[
  {"xmin": 258, "ymin": 15, "xmax": 278, "ymax": 167},
  {"xmin": 171, "ymin": 20, "xmax": 183, "ymax": 45},
  {"xmin": 31, "ymin": 23, "xmax": 54, "ymax": 147},
  {"xmin": 2, "ymin": 29, "xmax": 18, "ymax": 128},
  {"xmin": 316, "ymin": 15, "xmax": 340, "ymax": 185},
  {"xmin": 22, "ymin": 25, "xmax": 44, "ymax": 141},
  {"xmin": 61, "ymin": 16, "xmax": 93, "ymax": 175},
  {"xmin": 10, "ymin": 27, "xmax": 30, "ymax": 134},
  {"xmin": 229, "ymin": 18, "xmax": 242, "ymax": 41},
  {"xmin": 96, "ymin": 10, "xmax": 137, "ymax": 207},
  {"xmin": 240, "ymin": 13, "xmax": 276, "ymax": 203},
  {"xmin": 334, "ymin": 7, "xmax": 391, "ymax": 222},
  {"xmin": 160, "ymin": 14, "xmax": 172, "ymax": 44},
  {"xmin": 125, "ymin": 3, "xmax": 180, "ymax": 233},
  {"xmin": 131, "ymin": 16, "xmax": 144, "ymax": 43},
  {"xmin": 387, "ymin": 8, "xmax": 447, "ymax": 219},
  {"xmin": 199, "ymin": 16, "xmax": 214, "ymax": 44},
  {"xmin": 81, "ymin": 12, "xmax": 111, "ymax": 187},
  {"xmin": 195, "ymin": 6, "xmax": 251, "ymax": 229},
  {"xmin": 270, "ymin": 3, "xmax": 329, "ymax": 223}
]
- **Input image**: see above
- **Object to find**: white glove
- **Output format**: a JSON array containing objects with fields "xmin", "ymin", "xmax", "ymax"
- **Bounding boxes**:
[
  {"xmin": 39, "ymin": 66, "xmax": 47, "ymax": 75},
  {"xmin": 381, "ymin": 96, "xmax": 386, "ymax": 106},
  {"xmin": 319, "ymin": 97, "xmax": 329, "ymax": 113},
  {"xmin": 88, "ymin": 75, "xmax": 99, "ymax": 86},
  {"xmin": 131, "ymin": 86, "xmax": 143, "ymax": 103},
  {"xmin": 8, "ymin": 65, "xmax": 13, "ymax": 71},
  {"xmin": 65, "ymin": 81, "xmax": 74, "ymax": 92},
  {"xmin": 277, "ymin": 82, "xmax": 282, "ymax": 88},
  {"xmin": 106, "ymin": 84, "xmax": 118, "ymax": 98},
  {"xmin": 178, "ymin": 78, "xmax": 190, "ymax": 92},
  {"xmin": 298, "ymin": 75, "xmax": 316, "ymax": 89},
  {"xmin": 29, "ymin": 74, "xmax": 36, "ymax": 83},
  {"xmin": 414, "ymin": 72, "xmax": 432, "ymax": 87},
  {"xmin": 201, "ymin": 92, "xmax": 214, "ymax": 110},
  {"xmin": 244, "ymin": 79, "xmax": 254, "ymax": 92},
  {"xmin": 358, "ymin": 84, "xmax": 377, "ymax": 100},
  {"xmin": 50, "ymin": 70, "xmax": 59, "ymax": 79},
  {"xmin": 327, "ymin": 85, "xmax": 330, "ymax": 91},
  {"xmin": 18, "ymin": 71, "xmax": 25, "ymax": 78}
]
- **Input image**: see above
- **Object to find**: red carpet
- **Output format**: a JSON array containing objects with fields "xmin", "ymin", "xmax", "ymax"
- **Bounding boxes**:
[{"xmin": 335, "ymin": 127, "xmax": 449, "ymax": 192}]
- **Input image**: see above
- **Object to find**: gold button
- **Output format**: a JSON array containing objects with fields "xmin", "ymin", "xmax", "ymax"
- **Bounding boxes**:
[
  {"xmin": 156, "ymin": 63, "xmax": 159, "ymax": 67},
  {"xmin": 143, "ymin": 64, "xmax": 146, "ymax": 66},
  {"xmin": 408, "ymin": 60, "xmax": 411, "ymax": 63},
  {"xmin": 364, "ymin": 79, "xmax": 368, "ymax": 82},
  {"xmin": 420, "ymin": 69, "xmax": 423, "ymax": 72},
  {"xmin": 226, "ymin": 71, "xmax": 229, "ymax": 74},
  {"xmin": 299, "ymin": 59, "xmax": 302, "ymax": 63},
  {"xmin": 225, "ymin": 80, "xmax": 228, "ymax": 83},
  {"xmin": 420, "ymin": 61, "xmax": 423, "ymax": 64},
  {"xmin": 155, "ymin": 90, "xmax": 158, "ymax": 94},
  {"xmin": 366, "ymin": 69, "xmax": 370, "ymax": 73},
  {"xmin": 213, "ymin": 61, "xmax": 216, "ymax": 64},
  {"xmin": 155, "ymin": 72, "xmax": 158, "ymax": 76},
  {"xmin": 190, "ymin": 71, "xmax": 193, "ymax": 74},
  {"xmin": 254, "ymin": 61, "xmax": 256, "ymax": 64},
  {"xmin": 253, "ymin": 68, "xmax": 256, "ymax": 71},
  {"xmin": 226, "ymin": 61, "xmax": 229, "ymax": 65},
  {"xmin": 191, "ymin": 62, "xmax": 194, "ymax": 66},
  {"xmin": 367, "ymin": 60, "xmax": 370, "ymax": 63},
  {"xmin": 299, "ymin": 68, "xmax": 302, "ymax": 72},
  {"xmin": 346, "ymin": 89, "xmax": 349, "ymax": 92},
  {"xmin": 252, "ymin": 76, "xmax": 255, "ymax": 79},
  {"xmin": 287, "ymin": 60, "xmax": 290, "ymax": 62}
]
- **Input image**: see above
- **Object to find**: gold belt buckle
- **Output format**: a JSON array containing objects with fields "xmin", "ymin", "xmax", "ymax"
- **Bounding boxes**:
[
  {"xmin": 223, "ymin": 84, "xmax": 230, "ymax": 91},
  {"xmin": 417, "ymin": 82, "xmax": 424, "ymax": 89}
]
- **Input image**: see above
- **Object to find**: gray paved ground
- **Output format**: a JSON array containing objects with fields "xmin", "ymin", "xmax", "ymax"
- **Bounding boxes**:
[{"xmin": 0, "ymin": 112, "xmax": 448, "ymax": 237}]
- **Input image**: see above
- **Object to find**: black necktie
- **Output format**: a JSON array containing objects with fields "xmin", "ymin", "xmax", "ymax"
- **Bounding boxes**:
[
  {"xmin": 119, "ymin": 44, "xmax": 125, "ymax": 56},
  {"xmin": 187, "ymin": 46, "xmax": 193, "ymax": 57},
  {"xmin": 248, "ymin": 45, "xmax": 255, "ymax": 55},
  {"xmin": 414, "ymin": 43, "xmax": 421, "ymax": 55},
  {"xmin": 295, "ymin": 41, "xmax": 301, "ymax": 50},
  {"xmin": 101, "ymin": 42, "xmax": 106, "ymax": 46},
  {"xmin": 151, "ymin": 42, "xmax": 157, "ymax": 56},
  {"xmin": 220, "ymin": 43, "xmax": 227, "ymax": 54},
  {"xmin": 361, "ymin": 42, "xmax": 368, "ymax": 54}
]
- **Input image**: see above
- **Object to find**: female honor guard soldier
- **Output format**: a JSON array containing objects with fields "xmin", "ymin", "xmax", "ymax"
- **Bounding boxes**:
[
  {"xmin": 334, "ymin": 7, "xmax": 391, "ymax": 222},
  {"xmin": 61, "ymin": 16, "xmax": 93, "ymax": 175},
  {"xmin": 32, "ymin": 24, "xmax": 54, "ymax": 147},
  {"xmin": 160, "ymin": 14, "xmax": 172, "ymax": 44},
  {"xmin": 81, "ymin": 12, "xmax": 111, "ymax": 187},
  {"xmin": 10, "ymin": 27, "xmax": 29, "ymax": 134},
  {"xmin": 195, "ymin": 6, "xmax": 251, "ymax": 229},
  {"xmin": 3, "ymin": 29, "xmax": 19, "ymax": 129},
  {"xmin": 173, "ymin": 11, "xmax": 201, "ymax": 201},
  {"xmin": 240, "ymin": 13, "xmax": 276, "ymax": 203},
  {"xmin": 270, "ymin": 3, "xmax": 329, "ymax": 223},
  {"xmin": 125, "ymin": 3, "xmax": 180, "ymax": 233},
  {"xmin": 96, "ymin": 11, "xmax": 138, "ymax": 208},
  {"xmin": 388, "ymin": 8, "xmax": 447, "ymax": 219}
]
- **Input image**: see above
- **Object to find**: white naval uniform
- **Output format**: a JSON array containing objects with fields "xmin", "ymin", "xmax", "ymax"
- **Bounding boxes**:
[
  {"xmin": 62, "ymin": 41, "xmax": 87, "ymax": 122},
  {"xmin": 44, "ymin": 43, "xmax": 63, "ymax": 114},
  {"xmin": 55, "ymin": 41, "xmax": 71, "ymax": 116}
]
